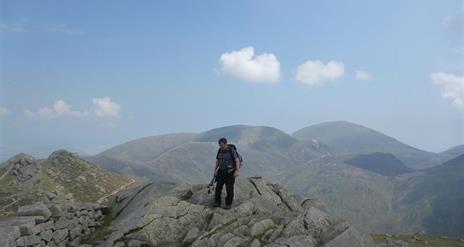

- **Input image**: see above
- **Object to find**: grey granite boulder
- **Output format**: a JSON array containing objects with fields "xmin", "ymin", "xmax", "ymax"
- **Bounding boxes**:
[
  {"xmin": 101, "ymin": 176, "xmax": 376, "ymax": 247},
  {"xmin": 183, "ymin": 227, "xmax": 200, "ymax": 245},
  {"xmin": 324, "ymin": 226, "xmax": 376, "ymax": 247},
  {"xmin": 15, "ymin": 235, "xmax": 41, "ymax": 246},
  {"xmin": 17, "ymin": 203, "xmax": 52, "ymax": 220},
  {"xmin": 0, "ymin": 225, "xmax": 21, "ymax": 247}
]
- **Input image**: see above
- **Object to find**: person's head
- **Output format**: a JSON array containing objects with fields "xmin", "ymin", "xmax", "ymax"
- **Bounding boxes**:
[{"xmin": 218, "ymin": 137, "xmax": 228, "ymax": 149}]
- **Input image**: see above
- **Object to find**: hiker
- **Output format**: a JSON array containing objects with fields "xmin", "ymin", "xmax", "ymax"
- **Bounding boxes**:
[{"xmin": 213, "ymin": 137, "xmax": 241, "ymax": 209}]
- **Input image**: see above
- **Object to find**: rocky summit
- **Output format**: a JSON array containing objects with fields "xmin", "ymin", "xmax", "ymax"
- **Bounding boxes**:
[
  {"xmin": 101, "ymin": 176, "xmax": 377, "ymax": 247},
  {"xmin": 0, "ymin": 150, "xmax": 133, "ymax": 218}
]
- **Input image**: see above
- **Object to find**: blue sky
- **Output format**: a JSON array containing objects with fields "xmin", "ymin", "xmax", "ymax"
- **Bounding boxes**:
[{"xmin": 0, "ymin": 0, "xmax": 463, "ymax": 160}]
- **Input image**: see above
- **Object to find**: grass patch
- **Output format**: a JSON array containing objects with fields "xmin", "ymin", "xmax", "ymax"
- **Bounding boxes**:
[
  {"xmin": 40, "ymin": 169, "xmax": 72, "ymax": 201},
  {"xmin": 41, "ymin": 169, "xmax": 58, "ymax": 192},
  {"xmin": 81, "ymin": 212, "xmax": 114, "ymax": 245},
  {"xmin": 0, "ymin": 172, "xmax": 16, "ymax": 191}
]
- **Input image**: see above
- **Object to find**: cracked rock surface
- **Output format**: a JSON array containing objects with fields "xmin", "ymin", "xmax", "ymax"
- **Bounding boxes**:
[{"xmin": 103, "ymin": 176, "xmax": 377, "ymax": 247}]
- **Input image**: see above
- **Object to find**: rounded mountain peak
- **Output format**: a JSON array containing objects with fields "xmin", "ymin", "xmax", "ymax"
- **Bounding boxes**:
[{"xmin": 195, "ymin": 125, "xmax": 294, "ymax": 146}]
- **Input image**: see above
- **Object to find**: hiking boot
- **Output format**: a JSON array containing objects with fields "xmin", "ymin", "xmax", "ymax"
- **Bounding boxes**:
[
  {"xmin": 213, "ymin": 201, "xmax": 220, "ymax": 208},
  {"xmin": 223, "ymin": 204, "xmax": 231, "ymax": 210}
]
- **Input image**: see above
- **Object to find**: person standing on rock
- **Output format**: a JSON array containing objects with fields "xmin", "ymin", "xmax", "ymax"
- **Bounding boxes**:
[{"xmin": 214, "ymin": 137, "xmax": 241, "ymax": 209}]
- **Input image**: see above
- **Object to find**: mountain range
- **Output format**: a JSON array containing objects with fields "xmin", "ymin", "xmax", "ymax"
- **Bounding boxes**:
[{"xmin": 83, "ymin": 120, "xmax": 464, "ymax": 237}]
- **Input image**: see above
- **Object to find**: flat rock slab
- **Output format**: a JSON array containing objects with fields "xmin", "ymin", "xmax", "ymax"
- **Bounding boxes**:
[{"xmin": 17, "ymin": 203, "xmax": 52, "ymax": 220}]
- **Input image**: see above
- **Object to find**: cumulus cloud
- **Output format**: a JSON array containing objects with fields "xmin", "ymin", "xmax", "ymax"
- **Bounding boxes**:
[
  {"xmin": 24, "ymin": 99, "xmax": 89, "ymax": 118},
  {"xmin": 431, "ymin": 72, "xmax": 464, "ymax": 108},
  {"xmin": 24, "ymin": 107, "xmax": 53, "ymax": 118},
  {"xmin": 355, "ymin": 69, "xmax": 371, "ymax": 81},
  {"xmin": 53, "ymin": 100, "xmax": 89, "ymax": 117},
  {"xmin": 219, "ymin": 46, "xmax": 280, "ymax": 83},
  {"xmin": 92, "ymin": 97, "xmax": 120, "ymax": 117},
  {"xmin": 443, "ymin": 9, "xmax": 464, "ymax": 31},
  {"xmin": 295, "ymin": 60, "xmax": 345, "ymax": 86},
  {"xmin": 25, "ymin": 97, "xmax": 120, "ymax": 118},
  {"xmin": 0, "ymin": 107, "xmax": 9, "ymax": 117}
]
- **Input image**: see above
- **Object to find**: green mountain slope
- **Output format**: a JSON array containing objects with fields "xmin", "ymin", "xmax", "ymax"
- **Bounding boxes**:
[
  {"xmin": 280, "ymin": 154, "xmax": 464, "ymax": 237},
  {"xmin": 396, "ymin": 154, "xmax": 464, "ymax": 237},
  {"xmin": 281, "ymin": 162, "xmax": 399, "ymax": 233},
  {"xmin": 344, "ymin": 152, "xmax": 413, "ymax": 176},
  {"xmin": 98, "ymin": 133, "xmax": 198, "ymax": 162},
  {"xmin": 292, "ymin": 121, "xmax": 446, "ymax": 169}
]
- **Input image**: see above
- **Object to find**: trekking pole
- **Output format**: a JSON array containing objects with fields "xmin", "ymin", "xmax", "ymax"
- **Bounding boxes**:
[{"xmin": 207, "ymin": 176, "xmax": 216, "ymax": 194}]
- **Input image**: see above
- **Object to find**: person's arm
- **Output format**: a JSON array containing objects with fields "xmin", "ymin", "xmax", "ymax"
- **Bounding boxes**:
[
  {"xmin": 232, "ymin": 149, "xmax": 240, "ymax": 176},
  {"xmin": 214, "ymin": 159, "xmax": 219, "ymax": 176},
  {"xmin": 233, "ymin": 158, "xmax": 240, "ymax": 177},
  {"xmin": 235, "ymin": 158, "xmax": 240, "ymax": 171},
  {"xmin": 214, "ymin": 149, "xmax": 220, "ymax": 176}
]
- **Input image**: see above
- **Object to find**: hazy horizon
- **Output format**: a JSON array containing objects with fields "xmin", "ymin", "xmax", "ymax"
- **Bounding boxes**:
[
  {"xmin": 0, "ymin": 120, "xmax": 462, "ymax": 161},
  {"xmin": 1, "ymin": 0, "xmax": 463, "ymax": 159}
]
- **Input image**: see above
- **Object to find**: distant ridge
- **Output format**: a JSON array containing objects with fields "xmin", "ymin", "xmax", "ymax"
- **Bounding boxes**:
[
  {"xmin": 195, "ymin": 125, "xmax": 296, "ymax": 147},
  {"xmin": 98, "ymin": 132, "xmax": 198, "ymax": 162},
  {"xmin": 89, "ymin": 125, "xmax": 326, "ymax": 183},
  {"xmin": 440, "ymin": 144, "xmax": 464, "ymax": 158},
  {"xmin": 344, "ymin": 152, "xmax": 413, "ymax": 176},
  {"xmin": 88, "ymin": 121, "xmax": 459, "ymax": 184},
  {"xmin": 292, "ymin": 120, "xmax": 446, "ymax": 169}
]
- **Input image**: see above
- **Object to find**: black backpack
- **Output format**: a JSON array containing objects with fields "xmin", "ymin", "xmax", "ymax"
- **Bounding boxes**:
[{"xmin": 227, "ymin": 144, "xmax": 243, "ymax": 167}]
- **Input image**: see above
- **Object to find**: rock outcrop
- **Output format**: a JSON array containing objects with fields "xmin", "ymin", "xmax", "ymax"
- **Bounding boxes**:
[
  {"xmin": 0, "ymin": 150, "xmax": 133, "ymax": 217},
  {"xmin": 0, "ymin": 202, "xmax": 108, "ymax": 247},
  {"xmin": 8, "ymin": 154, "xmax": 39, "ymax": 182},
  {"xmin": 103, "ymin": 176, "xmax": 377, "ymax": 247}
]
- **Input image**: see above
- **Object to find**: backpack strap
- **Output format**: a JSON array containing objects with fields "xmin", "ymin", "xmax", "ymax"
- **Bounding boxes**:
[{"xmin": 228, "ymin": 147, "xmax": 234, "ymax": 160}]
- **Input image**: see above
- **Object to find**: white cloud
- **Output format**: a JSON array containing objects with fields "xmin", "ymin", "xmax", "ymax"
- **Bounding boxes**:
[
  {"xmin": 0, "ymin": 107, "xmax": 9, "ymax": 117},
  {"xmin": 25, "ymin": 99, "xmax": 88, "ymax": 118},
  {"xmin": 53, "ymin": 100, "xmax": 89, "ymax": 117},
  {"xmin": 25, "ymin": 97, "xmax": 122, "ymax": 118},
  {"xmin": 37, "ymin": 107, "xmax": 54, "ymax": 117},
  {"xmin": 25, "ymin": 98, "xmax": 122, "ymax": 118},
  {"xmin": 295, "ymin": 60, "xmax": 345, "ymax": 86},
  {"xmin": 92, "ymin": 97, "xmax": 120, "ymax": 117},
  {"xmin": 443, "ymin": 9, "xmax": 464, "ymax": 31},
  {"xmin": 431, "ymin": 72, "xmax": 464, "ymax": 108},
  {"xmin": 52, "ymin": 100, "xmax": 70, "ymax": 115},
  {"xmin": 24, "ymin": 107, "xmax": 53, "ymax": 118},
  {"xmin": 355, "ymin": 69, "xmax": 371, "ymax": 81},
  {"xmin": 219, "ymin": 46, "xmax": 280, "ymax": 83}
]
